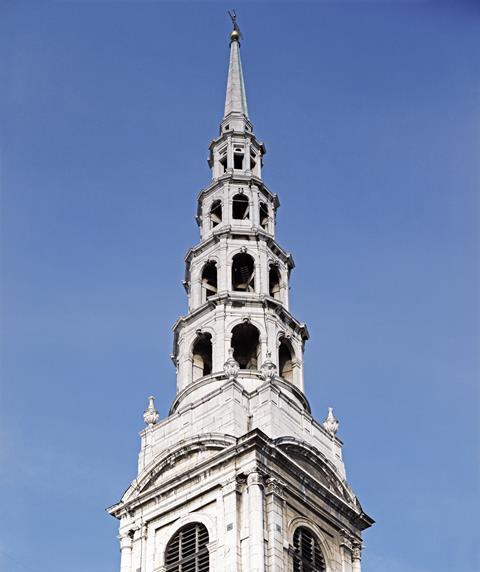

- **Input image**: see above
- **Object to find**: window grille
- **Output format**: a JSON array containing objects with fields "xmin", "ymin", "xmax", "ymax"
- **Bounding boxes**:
[
  {"xmin": 293, "ymin": 526, "xmax": 326, "ymax": 572},
  {"xmin": 165, "ymin": 522, "xmax": 209, "ymax": 572}
]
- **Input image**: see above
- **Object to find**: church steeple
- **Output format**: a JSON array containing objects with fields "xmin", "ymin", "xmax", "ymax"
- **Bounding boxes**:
[{"xmin": 108, "ymin": 17, "xmax": 373, "ymax": 572}]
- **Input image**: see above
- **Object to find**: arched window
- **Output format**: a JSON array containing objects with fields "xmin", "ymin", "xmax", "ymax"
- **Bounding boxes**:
[
  {"xmin": 259, "ymin": 201, "xmax": 269, "ymax": 231},
  {"xmin": 293, "ymin": 526, "xmax": 326, "ymax": 572},
  {"xmin": 232, "ymin": 253, "xmax": 255, "ymax": 292},
  {"xmin": 192, "ymin": 333, "xmax": 212, "ymax": 381},
  {"xmin": 210, "ymin": 200, "xmax": 222, "ymax": 228},
  {"xmin": 269, "ymin": 264, "xmax": 281, "ymax": 300},
  {"xmin": 231, "ymin": 323, "xmax": 260, "ymax": 370},
  {"xmin": 278, "ymin": 337, "xmax": 294, "ymax": 382},
  {"xmin": 201, "ymin": 261, "xmax": 217, "ymax": 302},
  {"xmin": 165, "ymin": 522, "xmax": 209, "ymax": 572},
  {"xmin": 232, "ymin": 194, "xmax": 250, "ymax": 220}
]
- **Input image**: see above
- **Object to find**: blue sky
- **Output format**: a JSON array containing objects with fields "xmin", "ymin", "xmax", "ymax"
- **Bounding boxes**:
[{"xmin": 1, "ymin": 1, "xmax": 478, "ymax": 571}]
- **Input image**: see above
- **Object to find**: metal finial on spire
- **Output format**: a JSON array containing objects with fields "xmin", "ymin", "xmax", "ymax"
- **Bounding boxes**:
[{"xmin": 228, "ymin": 9, "xmax": 242, "ymax": 43}]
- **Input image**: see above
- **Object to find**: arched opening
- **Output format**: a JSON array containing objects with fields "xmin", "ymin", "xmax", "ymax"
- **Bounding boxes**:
[
  {"xmin": 231, "ymin": 323, "xmax": 260, "ymax": 370},
  {"xmin": 201, "ymin": 261, "xmax": 217, "ymax": 302},
  {"xmin": 209, "ymin": 200, "xmax": 222, "ymax": 228},
  {"xmin": 292, "ymin": 526, "xmax": 326, "ymax": 572},
  {"xmin": 232, "ymin": 253, "xmax": 255, "ymax": 292},
  {"xmin": 269, "ymin": 264, "xmax": 281, "ymax": 300},
  {"xmin": 259, "ymin": 201, "xmax": 269, "ymax": 230},
  {"xmin": 165, "ymin": 522, "xmax": 210, "ymax": 572},
  {"xmin": 279, "ymin": 337, "xmax": 294, "ymax": 382},
  {"xmin": 233, "ymin": 147, "xmax": 244, "ymax": 170},
  {"xmin": 232, "ymin": 194, "xmax": 249, "ymax": 220},
  {"xmin": 192, "ymin": 333, "xmax": 212, "ymax": 381}
]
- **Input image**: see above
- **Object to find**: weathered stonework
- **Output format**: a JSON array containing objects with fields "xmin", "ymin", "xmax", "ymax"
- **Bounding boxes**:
[{"xmin": 108, "ymin": 21, "xmax": 373, "ymax": 572}]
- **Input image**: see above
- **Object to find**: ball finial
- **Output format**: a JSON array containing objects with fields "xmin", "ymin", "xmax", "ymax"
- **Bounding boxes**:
[{"xmin": 230, "ymin": 28, "xmax": 240, "ymax": 42}]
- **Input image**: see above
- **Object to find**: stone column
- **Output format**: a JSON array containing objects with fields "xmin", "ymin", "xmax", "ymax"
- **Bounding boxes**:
[
  {"xmin": 213, "ymin": 149, "xmax": 220, "ymax": 180},
  {"xmin": 281, "ymin": 267, "xmax": 289, "ymax": 309},
  {"xmin": 119, "ymin": 533, "xmax": 133, "ymax": 572},
  {"xmin": 218, "ymin": 237, "xmax": 229, "ymax": 293},
  {"xmin": 352, "ymin": 543, "xmax": 362, "ymax": 572},
  {"xmin": 251, "ymin": 183, "xmax": 259, "ymax": 227},
  {"xmin": 266, "ymin": 317, "xmax": 277, "ymax": 361},
  {"xmin": 247, "ymin": 471, "xmax": 265, "ymax": 572},
  {"xmin": 245, "ymin": 140, "xmax": 252, "ymax": 174},
  {"xmin": 192, "ymin": 275, "xmax": 202, "ymax": 309},
  {"xmin": 257, "ymin": 148, "xmax": 262, "ymax": 179},
  {"xmin": 258, "ymin": 242, "xmax": 268, "ymax": 295},
  {"xmin": 227, "ymin": 136, "xmax": 233, "ymax": 172}
]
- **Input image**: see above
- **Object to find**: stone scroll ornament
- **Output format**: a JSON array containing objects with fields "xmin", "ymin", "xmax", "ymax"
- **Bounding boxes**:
[
  {"xmin": 143, "ymin": 396, "xmax": 159, "ymax": 427},
  {"xmin": 224, "ymin": 348, "xmax": 240, "ymax": 380},
  {"xmin": 260, "ymin": 352, "xmax": 277, "ymax": 381}
]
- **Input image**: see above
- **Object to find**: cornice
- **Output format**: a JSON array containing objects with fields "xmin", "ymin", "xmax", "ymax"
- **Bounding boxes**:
[
  {"xmin": 184, "ymin": 229, "xmax": 294, "ymax": 269},
  {"xmin": 196, "ymin": 174, "xmax": 279, "ymax": 209},
  {"xmin": 171, "ymin": 293, "xmax": 308, "ymax": 341},
  {"xmin": 208, "ymin": 130, "xmax": 266, "ymax": 154},
  {"xmin": 108, "ymin": 429, "xmax": 373, "ymax": 533}
]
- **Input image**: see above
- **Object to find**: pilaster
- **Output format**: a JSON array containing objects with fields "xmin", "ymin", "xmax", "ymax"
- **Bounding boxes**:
[
  {"xmin": 352, "ymin": 543, "xmax": 362, "ymax": 572},
  {"xmin": 247, "ymin": 471, "xmax": 265, "ymax": 572},
  {"xmin": 119, "ymin": 533, "xmax": 133, "ymax": 572},
  {"xmin": 221, "ymin": 477, "xmax": 242, "ymax": 571},
  {"xmin": 265, "ymin": 477, "xmax": 285, "ymax": 572}
]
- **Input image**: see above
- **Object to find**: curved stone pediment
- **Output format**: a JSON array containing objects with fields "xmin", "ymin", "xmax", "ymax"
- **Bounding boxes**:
[
  {"xmin": 275, "ymin": 437, "xmax": 359, "ymax": 509},
  {"xmin": 122, "ymin": 434, "xmax": 236, "ymax": 504}
]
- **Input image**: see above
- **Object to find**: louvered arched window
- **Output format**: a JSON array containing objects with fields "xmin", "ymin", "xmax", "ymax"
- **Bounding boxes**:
[
  {"xmin": 165, "ymin": 522, "xmax": 209, "ymax": 572},
  {"xmin": 293, "ymin": 526, "xmax": 326, "ymax": 572}
]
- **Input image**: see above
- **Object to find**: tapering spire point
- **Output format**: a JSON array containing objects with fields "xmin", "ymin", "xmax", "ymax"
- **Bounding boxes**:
[{"xmin": 224, "ymin": 10, "xmax": 249, "ymax": 120}]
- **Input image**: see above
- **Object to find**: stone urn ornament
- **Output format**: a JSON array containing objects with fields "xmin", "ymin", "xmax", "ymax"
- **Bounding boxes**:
[
  {"xmin": 143, "ymin": 395, "xmax": 159, "ymax": 428},
  {"xmin": 322, "ymin": 407, "xmax": 339, "ymax": 436},
  {"xmin": 260, "ymin": 352, "xmax": 277, "ymax": 381},
  {"xmin": 224, "ymin": 348, "xmax": 240, "ymax": 380}
]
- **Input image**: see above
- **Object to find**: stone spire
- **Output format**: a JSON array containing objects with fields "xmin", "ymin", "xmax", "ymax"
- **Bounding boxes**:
[
  {"xmin": 224, "ymin": 32, "xmax": 249, "ymax": 120},
  {"xmin": 222, "ymin": 15, "xmax": 251, "ymax": 134}
]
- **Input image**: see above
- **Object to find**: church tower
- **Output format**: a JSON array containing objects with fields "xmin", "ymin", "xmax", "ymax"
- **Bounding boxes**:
[{"xmin": 108, "ymin": 19, "xmax": 374, "ymax": 572}]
